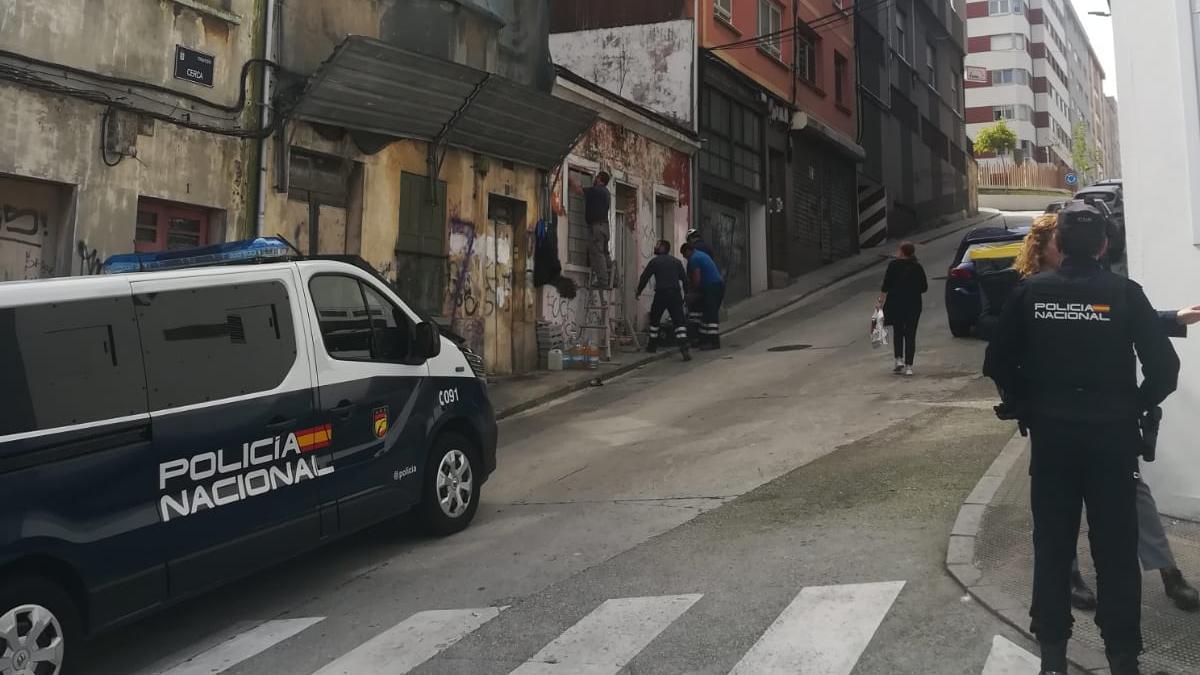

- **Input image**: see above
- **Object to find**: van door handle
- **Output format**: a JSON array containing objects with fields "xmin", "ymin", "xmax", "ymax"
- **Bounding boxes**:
[
  {"xmin": 265, "ymin": 416, "xmax": 298, "ymax": 432},
  {"xmin": 329, "ymin": 400, "xmax": 356, "ymax": 419}
]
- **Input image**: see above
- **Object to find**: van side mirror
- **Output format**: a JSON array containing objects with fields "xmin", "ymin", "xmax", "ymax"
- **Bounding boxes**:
[{"xmin": 412, "ymin": 322, "xmax": 442, "ymax": 362}]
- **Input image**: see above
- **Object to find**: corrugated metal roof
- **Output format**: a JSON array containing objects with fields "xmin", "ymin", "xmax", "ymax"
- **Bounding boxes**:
[{"xmin": 291, "ymin": 36, "xmax": 596, "ymax": 170}]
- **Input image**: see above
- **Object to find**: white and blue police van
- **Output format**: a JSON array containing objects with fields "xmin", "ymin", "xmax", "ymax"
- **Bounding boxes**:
[{"xmin": 0, "ymin": 238, "xmax": 496, "ymax": 674}]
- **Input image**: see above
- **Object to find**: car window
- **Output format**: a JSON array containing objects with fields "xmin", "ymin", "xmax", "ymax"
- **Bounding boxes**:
[
  {"xmin": 135, "ymin": 281, "xmax": 297, "ymax": 410},
  {"xmin": 961, "ymin": 241, "xmax": 1023, "ymax": 265},
  {"xmin": 0, "ymin": 296, "xmax": 148, "ymax": 435},
  {"xmin": 310, "ymin": 275, "xmax": 413, "ymax": 363}
]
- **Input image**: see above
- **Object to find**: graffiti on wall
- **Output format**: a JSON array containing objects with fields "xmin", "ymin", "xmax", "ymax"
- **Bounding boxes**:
[
  {"xmin": 76, "ymin": 240, "xmax": 102, "ymax": 275},
  {"xmin": 445, "ymin": 216, "xmax": 485, "ymax": 356},
  {"xmin": 1, "ymin": 202, "xmax": 55, "ymax": 281}
]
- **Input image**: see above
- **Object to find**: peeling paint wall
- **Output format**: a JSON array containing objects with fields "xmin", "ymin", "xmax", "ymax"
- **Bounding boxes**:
[
  {"xmin": 550, "ymin": 20, "xmax": 695, "ymax": 127},
  {"xmin": 543, "ymin": 118, "xmax": 692, "ymax": 341},
  {"xmin": 0, "ymin": 0, "xmax": 259, "ymax": 279}
]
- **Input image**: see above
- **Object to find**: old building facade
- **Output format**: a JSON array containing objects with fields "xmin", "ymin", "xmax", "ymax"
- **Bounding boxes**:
[
  {"xmin": 857, "ymin": 0, "xmax": 971, "ymax": 239},
  {"xmin": 0, "ymin": 0, "xmax": 596, "ymax": 377},
  {"xmin": 549, "ymin": 68, "xmax": 699, "ymax": 342},
  {"xmin": 0, "ymin": 0, "xmax": 264, "ymax": 281}
]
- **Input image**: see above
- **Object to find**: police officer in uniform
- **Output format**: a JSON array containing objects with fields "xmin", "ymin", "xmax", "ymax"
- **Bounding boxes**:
[
  {"xmin": 636, "ymin": 239, "xmax": 691, "ymax": 361},
  {"xmin": 984, "ymin": 202, "xmax": 1180, "ymax": 675}
]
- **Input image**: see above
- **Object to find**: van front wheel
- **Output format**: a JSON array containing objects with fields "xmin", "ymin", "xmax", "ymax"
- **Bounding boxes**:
[
  {"xmin": 0, "ymin": 576, "xmax": 80, "ymax": 675},
  {"xmin": 418, "ymin": 433, "xmax": 481, "ymax": 536}
]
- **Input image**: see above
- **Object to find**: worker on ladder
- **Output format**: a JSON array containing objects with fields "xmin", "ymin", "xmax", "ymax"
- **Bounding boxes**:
[
  {"xmin": 636, "ymin": 239, "xmax": 692, "ymax": 361},
  {"xmin": 570, "ymin": 170, "xmax": 614, "ymax": 291}
]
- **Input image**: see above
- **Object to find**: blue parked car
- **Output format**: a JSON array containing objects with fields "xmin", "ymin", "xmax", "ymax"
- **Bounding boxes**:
[{"xmin": 944, "ymin": 225, "xmax": 1029, "ymax": 337}]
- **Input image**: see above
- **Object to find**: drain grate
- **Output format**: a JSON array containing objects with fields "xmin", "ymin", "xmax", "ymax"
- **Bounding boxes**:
[{"xmin": 767, "ymin": 344, "xmax": 812, "ymax": 352}]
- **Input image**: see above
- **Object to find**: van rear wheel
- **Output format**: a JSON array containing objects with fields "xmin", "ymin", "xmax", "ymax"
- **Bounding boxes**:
[
  {"xmin": 0, "ymin": 576, "xmax": 79, "ymax": 675},
  {"xmin": 418, "ymin": 432, "xmax": 481, "ymax": 536}
]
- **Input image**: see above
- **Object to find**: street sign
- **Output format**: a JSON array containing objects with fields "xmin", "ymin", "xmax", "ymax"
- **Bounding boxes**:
[
  {"xmin": 1065, "ymin": 172, "xmax": 1078, "ymax": 186},
  {"xmin": 174, "ymin": 45, "xmax": 215, "ymax": 87},
  {"xmin": 965, "ymin": 66, "xmax": 989, "ymax": 84}
]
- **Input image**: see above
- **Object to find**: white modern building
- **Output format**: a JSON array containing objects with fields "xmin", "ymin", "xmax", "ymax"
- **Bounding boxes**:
[
  {"xmin": 1112, "ymin": 0, "xmax": 1200, "ymax": 520},
  {"xmin": 964, "ymin": 0, "xmax": 1109, "ymax": 175}
]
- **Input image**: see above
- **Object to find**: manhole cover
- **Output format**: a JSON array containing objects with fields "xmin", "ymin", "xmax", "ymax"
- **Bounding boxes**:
[{"xmin": 767, "ymin": 344, "xmax": 812, "ymax": 352}]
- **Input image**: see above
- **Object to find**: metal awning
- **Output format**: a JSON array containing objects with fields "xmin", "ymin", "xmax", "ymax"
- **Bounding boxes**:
[{"xmin": 291, "ymin": 36, "xmax": 597, "ymax": 171}]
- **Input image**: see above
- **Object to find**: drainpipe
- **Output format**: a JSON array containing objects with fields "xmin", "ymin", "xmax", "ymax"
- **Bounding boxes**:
[{"xmin": 255, "ymin": 0, "xmax": 278, "ymax": 237}]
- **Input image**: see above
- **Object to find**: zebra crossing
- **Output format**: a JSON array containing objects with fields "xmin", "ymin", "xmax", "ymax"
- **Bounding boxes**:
[{"xmin": 147, "ymin": 581, "xmax": 1041, "ymax": 675}]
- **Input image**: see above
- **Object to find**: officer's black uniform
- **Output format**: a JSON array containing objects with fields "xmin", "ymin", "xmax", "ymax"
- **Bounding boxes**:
[
  {"xmin": 636, "ymin": 251, "xmax": 690, "ymax": 359},
  {"xmin": 984, "ymin": 203, "xmax": 1179, "ymax": 674}
]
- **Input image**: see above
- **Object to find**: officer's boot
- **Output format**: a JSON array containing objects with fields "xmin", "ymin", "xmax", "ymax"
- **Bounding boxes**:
[
  {"xmin": 1106, "ymin": 651, "xmax": 1143, "ymax": 675},
  {"xmin": 1070, "ymin": 570, "xmax": 1098, "ymax": 611},
  {"xmin": 646, "ymin": 337, "xmax": 658, "ymax": 354},
  {"xmin": 1161, "ymin": 567, "xmax": 1200, "ymax": 612},
  {"xmin": 1038, "ymin": 640, "xmax": 1068, "ymax": 675}
]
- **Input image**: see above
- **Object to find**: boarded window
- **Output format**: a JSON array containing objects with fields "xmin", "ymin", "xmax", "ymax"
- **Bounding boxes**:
[
  {"xmin": 395, "ymin": 173, "xmax": 447, "ymax": 317},
  {"xmin": 289, "ymin": 149, "xmax": 348, "ymax": 207},
  {"xmin": 567, "ymin": 167, "xmax": 592, "ymax": 267}
]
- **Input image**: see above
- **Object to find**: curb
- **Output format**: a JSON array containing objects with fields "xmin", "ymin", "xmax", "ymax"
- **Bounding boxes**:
[
  {"xmin": 947, "ymin": 432, "xmax": 1112, "ymax": 674},
  {"xmin": 497, "ymin": 211, "xmax": 1003, "ymax": 421}
]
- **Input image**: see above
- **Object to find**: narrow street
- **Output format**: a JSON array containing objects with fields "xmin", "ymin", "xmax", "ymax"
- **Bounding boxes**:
[{"xmin": 81, "ymin": 215, "xmax": 1051, "ymax": 675}]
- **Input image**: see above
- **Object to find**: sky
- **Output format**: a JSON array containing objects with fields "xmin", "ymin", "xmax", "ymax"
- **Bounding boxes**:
[{"xmin": 1069, "ymin": 0, "xmax": 1118, "ymax": 97}]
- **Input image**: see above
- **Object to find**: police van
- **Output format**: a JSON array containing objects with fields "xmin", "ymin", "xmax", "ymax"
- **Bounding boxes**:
[{"xmin": 0, "ymin": 239, "xmax": 496, "ymax": 674}]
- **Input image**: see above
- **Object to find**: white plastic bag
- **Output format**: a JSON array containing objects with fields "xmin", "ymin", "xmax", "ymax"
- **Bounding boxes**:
[{"xmin": 870, "ymin": 308, "xmax": 888, "ymax": 348}]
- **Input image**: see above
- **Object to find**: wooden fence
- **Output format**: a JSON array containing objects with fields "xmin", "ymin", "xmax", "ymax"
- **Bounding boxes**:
[{"xmin": 975, "ymin": 162, "xmax": 1070, "ymax": 191}]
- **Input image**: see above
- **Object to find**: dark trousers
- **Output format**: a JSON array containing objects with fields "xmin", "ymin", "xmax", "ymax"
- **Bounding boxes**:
[
  {"xmin": 1029, "ymin": 420, "xmax": 1142, "ymax": 655},
  {"xmin": 648, "ymin": 290, "xmax": 688, "ymax": 349},
  {"xmin": 890, "ymin": 313, "xmax": 919, "ymax": 365},
  {"xmin": 698, "ymin": 282, "xmax": 725, "ymax": 347}
]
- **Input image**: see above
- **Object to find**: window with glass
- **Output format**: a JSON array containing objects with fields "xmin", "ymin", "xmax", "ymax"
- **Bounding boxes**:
[
  {"xmin": 926, "ymin": 43, "xmax": 937, "ymax": 88},
  {"xmin": 834, "ymin": 52, "xmax": 848, "ymax": 105},
  {"xmin": 309, "ymin": 275, "xmax": 413, "ymax": 364},
  {"xmin": 135, "ymin": 281, "xmax": 297, "ymax": 409},
  {"xmin": 988, "ymin": 0, "xmax": 1023, "ymax": 15},
  {"xmin": 797, "ymin": 35, "xmax": 818, "ymax": 84},
  {"xmin": 894, "ymin": 7, "xmax": 909, "ymax": 61},
  {"xmin": 991, "ymin": 69, "xmax": 1030, "ymax": 86},
  {"xmin": 700, "ymin": 90, "xmax": 762, "ymax": 192},
  {"xmin": 715, "ymin": 0, "xmax": 732, "ymax": 20},
  {"xmin": 758, "ymin": 0, "xmax": 783, "ymax": 59}
]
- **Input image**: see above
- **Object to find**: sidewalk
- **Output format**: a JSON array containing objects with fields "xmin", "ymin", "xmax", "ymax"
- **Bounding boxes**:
[
  {"xmin": 489, "ymin": 208, "xmax": 1002, "ymax": 419},
  {"xmin": 949, "ymin": 434, "xmax": 1200, "ymax": 674}
]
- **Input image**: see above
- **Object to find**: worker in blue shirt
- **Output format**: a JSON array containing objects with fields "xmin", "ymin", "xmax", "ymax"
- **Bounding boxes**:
[{"xmin": 682, "ymin": 243, "xmax": 725, "ymax": 350}]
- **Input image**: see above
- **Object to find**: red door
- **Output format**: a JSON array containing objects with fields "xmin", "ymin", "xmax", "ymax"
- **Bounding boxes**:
[{"xmin": 135, "ymin": 199, "xmax": 210, "ymax": 252}]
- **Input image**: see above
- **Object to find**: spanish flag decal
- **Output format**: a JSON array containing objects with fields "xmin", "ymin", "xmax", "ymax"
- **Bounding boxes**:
[
  {"xmin": 373, "ymin": 407, "xmax": 389, "ymax": 439},
  {"xmin": 1091, "ymin": 304, "xmax": 1111, "ymax": 314},
  {"xmin": 295, "ymin": 424, "xmax": 332, "ymax": 453}
]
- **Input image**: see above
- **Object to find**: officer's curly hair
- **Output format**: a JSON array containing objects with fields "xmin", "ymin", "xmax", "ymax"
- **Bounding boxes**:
[{"xmin": 1013, "ymin": 214, "xmax": 1059, "ymax": 279}]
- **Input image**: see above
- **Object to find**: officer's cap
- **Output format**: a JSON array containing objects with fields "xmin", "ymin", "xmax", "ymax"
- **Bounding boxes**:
[{"xmin": 1057, "ymin": 201, "xmax": 1107, "ymax": 239}]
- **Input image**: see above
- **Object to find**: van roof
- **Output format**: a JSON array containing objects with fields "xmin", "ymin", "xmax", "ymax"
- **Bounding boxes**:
[{"xmin": 0, "ymin": 259, "xmax": 367, "ymax": 307}]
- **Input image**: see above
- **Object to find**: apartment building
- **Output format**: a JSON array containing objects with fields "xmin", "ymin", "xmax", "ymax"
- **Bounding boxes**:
[{"xmin": 964, "ymin": 0, "xmax": 1106, "ymax": 174}]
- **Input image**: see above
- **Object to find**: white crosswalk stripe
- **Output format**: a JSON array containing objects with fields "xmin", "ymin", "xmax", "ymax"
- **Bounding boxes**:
[
  {"xmin": 154, "ymin": 617, "xmax": 324, "ymax": 675},
  {"xmin": 312, "ymin": 607, "xmax": 505, "ymax": 675},
  {"xmin": 508, "ymin": 594, "xmax": 703, "ymax": 675},
  {"xmin": 728, "ymin": 580, "xmax": 906, "ymax": 675},
  {"xmin": 981, "ymin": 635, "xmax": 1040, "ymax": 675},
  {"xmin": 139, "ymin": 582, "xmax": 1030, "ymax": 675}
]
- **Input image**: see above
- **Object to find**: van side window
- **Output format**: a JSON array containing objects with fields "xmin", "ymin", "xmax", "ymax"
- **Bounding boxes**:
[
  {"xmin": 135, "ymin": 282, "xmax": 297, "ymax": 409},
  {"xmin": 310, "ymin": 275, "xmax": 413, "ymax": 363},
  {"xmin": 0, "ymin": 296, "xmax": 148, "ymax": 435}
]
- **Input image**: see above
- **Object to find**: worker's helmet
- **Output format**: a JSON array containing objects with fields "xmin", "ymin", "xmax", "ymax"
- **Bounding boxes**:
[{"xmin": 686, "ymin": 228, "xmax": 700, "ymax": 241}]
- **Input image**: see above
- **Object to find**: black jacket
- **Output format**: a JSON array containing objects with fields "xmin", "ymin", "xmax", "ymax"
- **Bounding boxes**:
[
  {"xmin": 637, "ymin": 254, "xmax": 687, "ymax": 295},
  {"xmin": 983, "ymin": 257, "xmax": 1179, "ymax": 422},
  {"xmin": 881, "ymin": 258, "xmax": 928, "ymax": 324}
]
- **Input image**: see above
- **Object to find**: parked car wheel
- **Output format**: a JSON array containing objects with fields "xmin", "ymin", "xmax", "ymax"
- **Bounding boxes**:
[
  {"xmin": 949, "ymin": 319, "xmax": 973, "ymax": 338},
  {"xmin": 0, "ymin": 576, "xmax": 80, "ymax": 675},
  {"xmin": 418, "ymin": 432, "xmax": 481, "ymax": 536}
]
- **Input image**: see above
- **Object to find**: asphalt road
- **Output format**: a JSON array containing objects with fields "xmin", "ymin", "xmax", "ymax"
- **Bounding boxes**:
[{"xmin": 84, "ymin": 213, "xmax": 1055, "ymax": 675}]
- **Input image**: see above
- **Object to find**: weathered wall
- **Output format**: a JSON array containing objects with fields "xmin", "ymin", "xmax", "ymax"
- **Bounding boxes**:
[
  {"xmin": 549, "ymin": 21, "xmax": 695, "ymax": 126},
  {"xmin": 544, "ymin": 118, "xmax": 692, "ymax": 343},
  {"xmin": 262, "ymin": 124, "xmax": 544, "ymax": 375},
  {"xmin": 0, "ymin": 0, "xmax": 259, "ymax": 279}
]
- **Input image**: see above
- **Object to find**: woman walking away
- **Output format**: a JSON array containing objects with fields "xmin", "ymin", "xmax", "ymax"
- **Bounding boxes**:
[{"xmin": 877, "ymin": 241, "xmax": 928, "ymax": 376}]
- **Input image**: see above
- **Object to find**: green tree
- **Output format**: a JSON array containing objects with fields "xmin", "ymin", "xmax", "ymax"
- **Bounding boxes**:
[
  {"xmin": 1071, "ymin": 122, "xmax": 1097, "ymax": 178},
  {"xmin": 975, "ymin": 120, "xmax": 1019, "ymax": 159}
]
